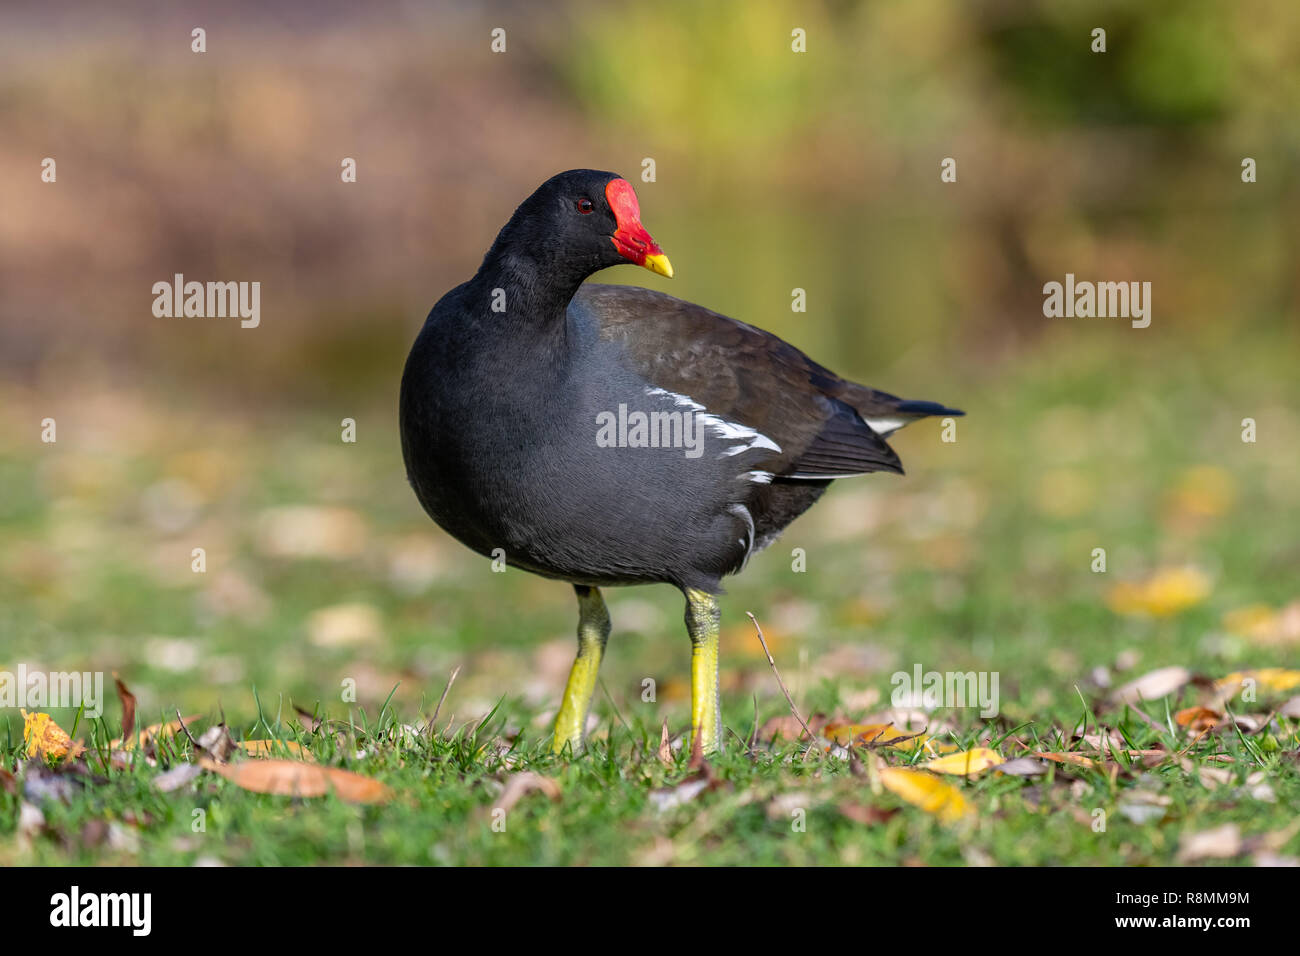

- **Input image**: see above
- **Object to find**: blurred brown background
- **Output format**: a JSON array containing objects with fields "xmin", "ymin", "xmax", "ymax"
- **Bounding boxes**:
[{"xmin": 3, "ymin": 0, "xmax": 1296, "ymax": 405}]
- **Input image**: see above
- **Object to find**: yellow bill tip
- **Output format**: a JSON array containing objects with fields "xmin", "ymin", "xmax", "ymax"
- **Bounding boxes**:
[{"xmin": 643, "ymin": 253, "xmax": 673, "ymax": 278}]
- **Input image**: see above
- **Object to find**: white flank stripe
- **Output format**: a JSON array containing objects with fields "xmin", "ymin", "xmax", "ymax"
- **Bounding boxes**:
[{"xmin": 645, "ymin": 387, "xmax": 782, "ymax": 457}]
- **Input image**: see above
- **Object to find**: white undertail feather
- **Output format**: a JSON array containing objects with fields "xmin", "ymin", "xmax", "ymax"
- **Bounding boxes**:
[{"xmin": 863, "ymin": 416, "xmax": 908, "ymax": 437}]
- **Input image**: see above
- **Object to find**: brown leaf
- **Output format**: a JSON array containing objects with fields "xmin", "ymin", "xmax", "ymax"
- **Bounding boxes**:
[
  {"xmin": 838, "ymin": 802, "xmax": 900, "ymax": 825},
  {"xmin": 294, "ymin": 705, "xmax": 323, "ymax": 733},
  {"xmin": 495, "ymin": 771, "xmax": 562, "ymax": 814},
  {"xmin": 657, "ymin": 720, "xmax": 673, "ymax": 768},
  {"xmin": 114, "ymin": 675, "xmax": 137, "ymax": 741},
  {"xmin": 759, "ymin": 712, "xmax": 828, "ymax": 742},
  {"xmin": 1175, "ymin": 706, "xmax": 1222, "ymax": 732},
  {"xmin": 824, "ymin": 722, "xmax": 929, "ymax": 751},
  {"xmin": 195, "ymin": 724, "xmax": 237, "ymax": 763},
  {"xmin": 199, "ymin": 758, "xmax": 391, "ymax": 803}
]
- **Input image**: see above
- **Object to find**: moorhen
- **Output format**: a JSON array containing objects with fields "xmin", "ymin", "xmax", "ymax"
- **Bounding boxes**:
[{"xmin": 399, "ymin": 169, "xmax": 962, "ymax": 755}]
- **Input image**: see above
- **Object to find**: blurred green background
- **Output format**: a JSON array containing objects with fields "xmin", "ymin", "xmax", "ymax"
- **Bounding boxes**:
[{"xmin": 1, "ymin": 0, "xmax": 1297, "ymax": 736}]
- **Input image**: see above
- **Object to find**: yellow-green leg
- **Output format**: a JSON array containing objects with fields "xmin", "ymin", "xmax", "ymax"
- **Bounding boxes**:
[
  {"xmin": 684, "ymin": 587, "xmax": 722, "ymax": 755},
  {"xmin": 551, "ymin": 585, "xmax": 610, "ymax": 754}
]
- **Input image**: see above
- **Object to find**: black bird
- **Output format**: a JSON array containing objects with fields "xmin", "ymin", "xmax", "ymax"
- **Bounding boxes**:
[{"xmin": 400, "ymin": 170, "xmax": 962, "ymax": 755}]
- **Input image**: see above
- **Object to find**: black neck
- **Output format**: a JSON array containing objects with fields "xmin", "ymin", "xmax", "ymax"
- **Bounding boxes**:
[{"xmin": 469, "ymin": 229, "xmax": 595, "ymax": 335}]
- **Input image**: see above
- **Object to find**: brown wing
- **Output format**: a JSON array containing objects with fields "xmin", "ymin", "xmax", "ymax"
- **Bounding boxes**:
[{"xmin": 573, "ymin": 284, "xmax": 903, "ymax": 478}]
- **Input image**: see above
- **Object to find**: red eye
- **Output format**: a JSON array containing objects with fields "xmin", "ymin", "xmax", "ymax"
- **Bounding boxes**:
[{"xmin": 576, "ymin": 197, "xmax": 594, "ymax": 214}]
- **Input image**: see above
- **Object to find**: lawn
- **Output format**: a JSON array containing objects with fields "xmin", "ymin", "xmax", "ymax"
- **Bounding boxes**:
[{"xmin": 2, "ymin": 329, "xmax": 1298, "ymax": 866}]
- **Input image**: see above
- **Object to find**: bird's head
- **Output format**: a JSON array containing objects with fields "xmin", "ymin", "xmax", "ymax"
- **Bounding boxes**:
[{"xmin": 496, "ymin": 169, "xmax": 673, "ymax": 280}]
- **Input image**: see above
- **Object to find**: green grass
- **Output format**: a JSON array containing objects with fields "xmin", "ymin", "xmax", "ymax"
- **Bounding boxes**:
[{"xmin": 2, "ymin": 329, "xmax": 1298, "ymax": 866}]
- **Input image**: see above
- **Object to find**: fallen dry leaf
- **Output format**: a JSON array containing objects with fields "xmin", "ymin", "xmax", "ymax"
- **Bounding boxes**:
[
  {"xmin": 21, "ymin": 710, "xmax": 84, "ymax": 762},
  {"xmin": 920, "ymin": 747, "xmax": 1003, "ymax": 775},
  {"xmin": 759, "ymin": 712, "xmax": 828, "ymax": 742},
  {"xmin": 153, "ymin": 763, "xmax": 203, "ymax": 793},
  {"xmin": 1111, "ymin": 666, "xmax": 1192, "ymax": 706},
  {"xmin": 1117, "ymin": 790, "xmax": 1172, "ymax": 826},
  {"xmin": 1195, "ymin": 766, "xmax": 1235, "ymax": 788},
  {"xmin": 1178, "ymin": 823, "xmax": 1243, "ymax": 862},
  {"xmin": 112, "ymin": 715, "xmax": 203, "ymax": 751},
  {"xmin": 1106, "ymin": 567, "xmax": 1210, "ymax": 617},
  {"xmin": 766, "ymin": 792, "xmax": 823, "ymax": 821},
  {"xmin": 878, "ymin": 767, "xmax": 972, "ymax": 824},
  {"xmin": 114, "ymin": 675, "xmax": 137, "ymax": 741},
  {"xmin": 195, "ymin": 724, "xmax": 237, "ymax": 763},
  {"xmin": 1215, "ymin": 668, "xmax": 1300, "ymax": 698},
  {"xmin": 294, "ymin": 705, "xmax": 323, "ymax": 734},
  {"xmin": 838, "ymin": 802, "xmax": 900, "ymax": 825},
  {"xmin": 1175, "ymin": 706, "xmax": 1222, "ymax": 733},
  {"xmin": 657, "ymin": 721, "xmax": 673, "ymax": 768},
  {"xmin": 495, "ymin": 771, "xmax": 562, "ymax": 814},
  {"xmin": 824, "ymin": 722, "xmax": 928, "ymax": 751},
  {"xmin": 648, "ymin": 767, "xmax": 725, "ymax": 812},
  {"xmin": 238, "ymin": 739, "xmax": 315, "ymax": 761},
  {"xmin": 1032, "ymin": 751, "xmax": 1098, "ymax": 769},
  {"xmin": 1223, "ymin": 601, "xmax": 1300, "ymax": 646},
  {"xmin": 199, "ymin": 758, "xmax": 391, "ymax": 803},
  {"xmin": 993, "ymin": 757, "xmax": 1049, "ymax": 777}
]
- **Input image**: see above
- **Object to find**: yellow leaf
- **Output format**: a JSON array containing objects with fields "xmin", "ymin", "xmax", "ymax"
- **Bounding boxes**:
[
  {"xmin": 1106, "ymin": 566, "xmax": 1210, "ymax": 617},
  {"xmin": 199, "ymin": 758, "xmax": 390, "ymax": 803},
  {"xmin": 1222, "ymin": 604, "xmax": 1277, "ymax": 639},
  {"xmin": 920, "ymin": 747, "xmax": 1003, "ymax": 775},
  {"xmin": 1215, "ymin": 668, "xmax": 1300, "ymax": 695},
  {"xmin": 238, "ymin": 739, "xmax": 315, "ymax": 761},
  {"xmin": 1221, "ymin": 603, "xmax": 1300, "ymax": 646},
  {"xmin": 1033, "ymin": 751, "xmax": 1097, "ymax": 769},
  {"xmin": 879, "ymin": 767, "xmax": 971, "ymax": 824},
  {"xmin": 21, "ymin": 710, "xmax": 84, "ymax": 761},
  {"xmin": 823, "ymin": 723, "xmax": 928, "ymax": 751}
]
